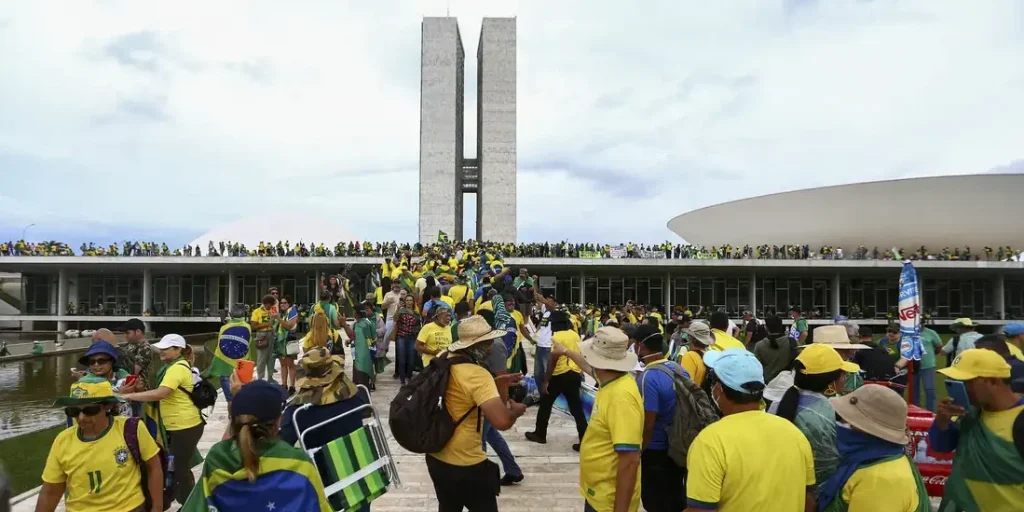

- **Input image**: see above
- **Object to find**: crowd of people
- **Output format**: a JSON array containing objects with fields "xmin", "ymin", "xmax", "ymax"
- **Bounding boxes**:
[
  {"xmin": 17, "ymin": 252, "xmax": 1024, "ymax": 511},
  {"xmin": 2, "ymin": 238, "xmax": 1021, "ymax": 261}
]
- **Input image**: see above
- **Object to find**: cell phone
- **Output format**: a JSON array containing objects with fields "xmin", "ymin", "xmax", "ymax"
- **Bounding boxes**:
[
  {"xmin": 125, "ymin": 374, "xmax": 139, "ymax": 386},
  {"xmin": 945, "ymin": 379, "xmax": 971, "ymax": 409}
]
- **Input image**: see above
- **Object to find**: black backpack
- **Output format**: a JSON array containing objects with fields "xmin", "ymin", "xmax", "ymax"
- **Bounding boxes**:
[
  {"xmin": 389, "ymin": 353, "xmax": 478, "ymax": 453},
  {"xmin": 174, "ymin": 361, "xmax": 217, "ymax": 414}
]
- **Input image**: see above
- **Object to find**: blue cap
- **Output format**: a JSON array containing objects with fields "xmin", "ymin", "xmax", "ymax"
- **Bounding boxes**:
[
  {"xmin": 1004, "ymin": 322, "xmax": 1024, "ymax": 337},
  {"xmin": 231, "ymin": 380, "xmax": 286, "ymax": 423},
  {"xmin": 703, "ymin": 349, "xmax": 765, "ymax": 394},
  {"xmin": 78, "ymin": 341, "xmax": 119, "ymax": 366}
]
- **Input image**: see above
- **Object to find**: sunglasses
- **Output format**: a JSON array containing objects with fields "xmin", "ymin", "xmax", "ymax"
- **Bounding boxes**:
[
  {"xmin": 65, "ymin": 405, "xmax": 105, "ymax": 417},
  {"xmin": 87, "ymin": 357, "xmax": 113, "ymax": 366}
]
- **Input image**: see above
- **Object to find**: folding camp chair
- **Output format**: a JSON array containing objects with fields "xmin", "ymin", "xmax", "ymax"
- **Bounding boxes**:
[{"xmin": 292, "ymin": 385, "xmax": 401, "ymax": 512}]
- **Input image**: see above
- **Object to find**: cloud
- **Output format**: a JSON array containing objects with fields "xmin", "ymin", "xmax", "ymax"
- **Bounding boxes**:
[{"xmin": 0, "ymin": 0, "xmax": 1022, "ymax": 248}]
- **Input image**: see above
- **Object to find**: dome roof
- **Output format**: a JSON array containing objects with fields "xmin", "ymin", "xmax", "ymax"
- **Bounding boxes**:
[
  {"xmin": 667, "ymin": 174, "xmax": 1024, "ymax": 249},
  {"xmin": 189, "ymin": 216, "xmax": 357, "ymax": 249}
]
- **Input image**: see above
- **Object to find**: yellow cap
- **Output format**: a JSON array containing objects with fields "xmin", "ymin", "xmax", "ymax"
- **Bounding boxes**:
[
  {"xmin": 796, "ymin": 343, "xmax": 860, "ymax": 374},
  {"xmin": 938, "ymin": 348, "xmax": 1011, "ymax": 381}
]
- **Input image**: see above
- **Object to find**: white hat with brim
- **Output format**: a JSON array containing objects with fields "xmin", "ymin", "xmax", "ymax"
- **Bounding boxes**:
[
  {"xmin": 580, "ymin": 327, "xmax": 638, "ymax": 373},
  {"xmin": 447, "ymin": 315, "xmax": 506, "ymax": 351},
  {"xmin": 799, "ymin": 325, "xmax": 870, "ymax": 350},
  {"xmin": 151, "ymin": 333, "xmax": 186, "ymax": 350}
]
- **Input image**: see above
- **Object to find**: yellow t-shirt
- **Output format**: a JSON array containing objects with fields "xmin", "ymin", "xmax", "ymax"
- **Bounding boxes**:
[
  {"xmin": 250, "ymin": 307, "xmax": 271, "ymax": 332},
  {"xmin": 711, "ymin": 329, "xmax": 746, "ymax": 351},
  {"xmin": 158, "ymin": 362, "xmax": 202, "ymax": 430},
  {"xmin": 511, "ymin": 310, "xmax": 525, "ymax": 343},
  {"xmin": 439, "ymin": 295, "xmax": 455, "ymax": 310},
  {"xmin": 476, "ymin": 300, "xmax": 494, "ymax": 314},
  {"xmin": 579, "ymin": 374, "xmax": 643, "ymax": 512},
  {"xmin": 374, "ymin": 287, "xmax": 384, "ymax": 305},
  {"xmin": 837, "ymin": 455, "xmax": 920, "ymax": 512},
  {"xmin": 686, "ymin": 410, "xmax": 815, "ymax": 512},
  {"xmin": 447, "ymin": 284, "xmax": 471, "ymax": 304},
  {"xmin": 964, "ymin": 403, "xmax": 1024, "ymax": 510},
  {"xmin": 551, "ymin": 330, "xmax": 582, "ymax": 376},
  {"xmin": 430, "ymin": 364, "xmax": 499, "ymax": 466},
  {"xmin": 42, "ymin": 416, "xmax": 160, "ymax": 512},
  {"xmin": 681, "ymin": 350, "xmax": 707, "ymax": 387},
  {"xmin": 417, "ymin": 322, "xmax": 454, "ymax": 366}
]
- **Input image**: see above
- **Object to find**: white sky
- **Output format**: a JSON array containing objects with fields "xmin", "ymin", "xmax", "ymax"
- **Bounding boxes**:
[{"xmin": 1, "ymin": 0, "xmax": 1022, "ymax": 247}]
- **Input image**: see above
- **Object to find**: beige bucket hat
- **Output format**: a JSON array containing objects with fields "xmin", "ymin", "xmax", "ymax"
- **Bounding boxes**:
[
  {"xmin": 803, "ymin": 325, "xmax": 869, "ymax": 350},
  {"xmin": 446, "ymin": 315, "xmax": 506, "ymax": 351},
  {"xmin": 830, "ymin": 384, "xmax": 910, "ymax": 445},
  {"xmin": 580, "ymin": 326, "xmax": 637, "ymax": 372}
]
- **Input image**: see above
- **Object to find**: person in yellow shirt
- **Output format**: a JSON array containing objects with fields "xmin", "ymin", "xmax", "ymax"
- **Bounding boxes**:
[
  {"xmin": 416, "ymin": 302, "xmax": 454, "ymax": 366},
  {"xmin": 37, "ymin": 380, "xmax": 163, "ymax": 512},
  {"xmin": 426, "ymin": 316, "xmax": 528, "ymax": 511},
  {"xmin": 687, "ymin": 349, "xmax": 816, "ymax": 512},
  {"xmin": 121, "ymin": 334, "xmax": 204, "ymax": 505},
  {"xmin": 525, "ymin": 311, "xmax": 588, "ymax": 451},
  {"xmin": 1002, "ymin": 322, "xmax": 1024, "ymax": 361},
  {"xmin": 553, "ymin": 327, "xmax": 643, "ymax": 512},
  {"xmin": 709, "ymin": 311, "xmax": 746, "ymax": 351},
  {"xmin": 682, "ymin": 322, "xmax": 713, "ymax": 386},
  {"xmin": 447, "ymin": 274, "xmax": 473, "ymax": 304},
  {"xmin": 818, "ymin": 384, "xmax": 929, "ymax": 512}
]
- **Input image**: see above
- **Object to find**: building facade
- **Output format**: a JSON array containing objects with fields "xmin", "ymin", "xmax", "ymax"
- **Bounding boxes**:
[{"xmin": 3, "ymin": 257, "xmax": 1022, "ymax": 333}]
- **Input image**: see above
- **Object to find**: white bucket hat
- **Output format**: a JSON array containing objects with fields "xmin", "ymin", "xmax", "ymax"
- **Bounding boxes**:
[
  {"xmin": 801, "ymin": 325, "xmax": 869, "ymax": 350},
  {"xmin": 580, "ymin": 327, "xmax": 637, "ymax": 373}
]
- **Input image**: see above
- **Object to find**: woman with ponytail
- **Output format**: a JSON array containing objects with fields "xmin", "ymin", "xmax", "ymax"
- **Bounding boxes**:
[
  {"xmin": 182, "ymin": 380, "xmax": 331, "ymax": 511},
  {"xmin": 768, "ymin": 343, "xmax": 860, "ymax": 499},
  {"xmin": 121, "ymin": 334, "xmax": 205, "ymax": 506}
]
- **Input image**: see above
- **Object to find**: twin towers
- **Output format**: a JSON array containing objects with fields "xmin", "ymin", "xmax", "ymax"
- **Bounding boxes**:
[{"xmin": 418, "ymin": 17, "xmax": 517, "ymax": 244}]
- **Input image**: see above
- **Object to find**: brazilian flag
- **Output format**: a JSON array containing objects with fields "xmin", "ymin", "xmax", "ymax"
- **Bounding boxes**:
[
  {"xmin": 207, "ymin": 320, "xmax": 252, "ymax": 378},
  {"xmin": 437, "ymin": 230, "xmax": 449, "ymax": 243},
  {"xmin": 180, "ymin": 438, "xmax": 331, "ymax": 512}
]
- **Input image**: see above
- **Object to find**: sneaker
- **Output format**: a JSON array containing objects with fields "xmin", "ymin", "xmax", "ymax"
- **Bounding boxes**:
[
  {"xmin": 500, "ymin": 474, "xmax": 524, "ymax": 486},
  {"xmin": 525, "ymin": 431, "xmax": 547, "ymax": 444},
  {"xmin": 572, "ymin": 443, "xmax": 581, "ymax": 452}
]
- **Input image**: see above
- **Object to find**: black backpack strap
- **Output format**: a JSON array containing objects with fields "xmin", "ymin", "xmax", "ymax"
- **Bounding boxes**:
[{"xmin": 1013, "ymin": 407, "xmax": 1024, "ymax": 460}]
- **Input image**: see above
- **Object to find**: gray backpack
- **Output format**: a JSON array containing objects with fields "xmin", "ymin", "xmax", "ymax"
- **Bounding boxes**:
[{"xmin": 644, "ymin": 364, "xmax": 720, "ymax": 467}]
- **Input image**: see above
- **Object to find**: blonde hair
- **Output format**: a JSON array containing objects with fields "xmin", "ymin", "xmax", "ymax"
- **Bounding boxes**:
[
  {"xmin": 231, "ymin": 414, "xmax": 279, "ymax": 482},
  {"xmin": 308, "ymin": 311, "xmax": 330, "ymax": 348}
]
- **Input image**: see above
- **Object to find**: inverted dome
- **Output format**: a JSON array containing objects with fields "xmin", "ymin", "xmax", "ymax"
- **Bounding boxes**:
[{"xmin": 189, "ymin": 216, "xmax": 357, "ymax": 249}]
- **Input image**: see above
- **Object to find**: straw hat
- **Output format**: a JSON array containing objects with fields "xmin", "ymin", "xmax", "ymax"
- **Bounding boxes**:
[
  {"xmin": 580, "ymin": 327, "xmax": 637, "ymax": 373},
  {"xmin": 447, "ymin": 315, "xmax": 506, "ymax": 351},
  {"xmin": 804, "ymin": 325, "xmax": 869, "ymax": 350},
  {"xmin": 830, "ymin": 384, "xmax": 910, "ymax": 445},
  {"xmin": 294, "ymin": 347, "xmax": 358, "ymax": 406}
]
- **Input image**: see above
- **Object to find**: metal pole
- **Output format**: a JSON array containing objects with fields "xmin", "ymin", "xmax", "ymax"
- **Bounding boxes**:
[{"xmin": 21, "ymin": 223, "xmax": 35, "ymax": 240}]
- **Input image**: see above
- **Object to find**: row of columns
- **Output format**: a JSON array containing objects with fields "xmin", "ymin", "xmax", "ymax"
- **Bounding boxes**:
[{"xmin": 571, "ymin": 271, "xmax": 1010, "ymax": 321}]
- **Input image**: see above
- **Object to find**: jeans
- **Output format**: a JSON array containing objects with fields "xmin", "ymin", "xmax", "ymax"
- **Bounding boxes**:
[
  {"xmin": 219, "ymin": 375, "xmax": 233, "ymax": 402},
  {"xmin": 482, "ymin": 420, "xmax": 522, "ymax": 478},
  {"xmin": 584, "ymin": 501, "xmax": 598, "ymax": 512},
  {"xmin": 911, "ymin": 366, "xmax": 937, "ymax": 411},
  {"xmin": 396, "ymin": 335, "xmax": 417, "ymax": 383},
  {"xmin": 641, "ymin": 449, "xmax": 686, "ymax": 512},
  {"xmin": 534, "ymin": 371, "xmax": 588, "ymax": 440},
  {"xmin": 534, "ymin": 346, "xmax": 551, "ymax": 387}
]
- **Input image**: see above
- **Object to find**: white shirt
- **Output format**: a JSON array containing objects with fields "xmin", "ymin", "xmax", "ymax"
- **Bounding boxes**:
[
  {"xmin": 727, "ymin": 319, "xmax": 740, "ymax": 337},
  {"xmin": 536, "ymin": 310, "xmax": 553, "ymax": 348}
]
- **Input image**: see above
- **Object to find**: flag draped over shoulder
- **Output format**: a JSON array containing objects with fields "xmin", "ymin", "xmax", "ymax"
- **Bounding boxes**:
[
  {"xmin": 181, "ymin": 438, "xmax": 331, "ymax": 512},
  {"xmin": 208, "ymin": 320, "xmax": 252, "ymax": 378},
  {"xmin": 898, "ymin": 260, "xmax": 923, "ymax": 361}
]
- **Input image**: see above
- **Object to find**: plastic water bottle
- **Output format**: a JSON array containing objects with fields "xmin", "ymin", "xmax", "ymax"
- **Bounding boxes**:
[
  {"xmin": 914, "ymin": 439, "xmax": 929, "ymax": 463},
  {"xmin": 165, "ymin": 455, "xmax": 176, "ymax": 489}
]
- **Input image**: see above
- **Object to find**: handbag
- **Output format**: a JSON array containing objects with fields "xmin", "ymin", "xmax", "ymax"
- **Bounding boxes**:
[{"xmin": 286, "ymin": 339, "xmax": 301, "ymax": 356}]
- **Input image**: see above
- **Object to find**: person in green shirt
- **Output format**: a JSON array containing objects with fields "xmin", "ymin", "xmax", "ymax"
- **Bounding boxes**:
[
  {"xmin": 350, "ymin": 301, "xmax": 376, "ymax": 391},
  {"xmin": 895, "ymin": 324, "xmax": 944, "ymax": 411},
  {"xmin": 788, "ymin": 306, "xmax": 809, "ymax": 345}
]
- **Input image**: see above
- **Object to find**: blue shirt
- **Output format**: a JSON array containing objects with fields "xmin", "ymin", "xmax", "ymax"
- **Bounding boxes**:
[{"xmin": 637, "ymin": 360, "xmax": 688, "ymax": 451}]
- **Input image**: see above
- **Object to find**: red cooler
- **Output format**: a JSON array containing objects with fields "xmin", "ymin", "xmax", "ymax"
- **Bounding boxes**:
[{"xmin": 904, "ymin": 405, "xmax": 953, "ymax": 497}]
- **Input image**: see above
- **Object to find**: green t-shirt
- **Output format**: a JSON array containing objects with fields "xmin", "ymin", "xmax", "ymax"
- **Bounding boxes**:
[{"xmin": 918, "ymin": 327, "xmax": 943, "ymax": 370}]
